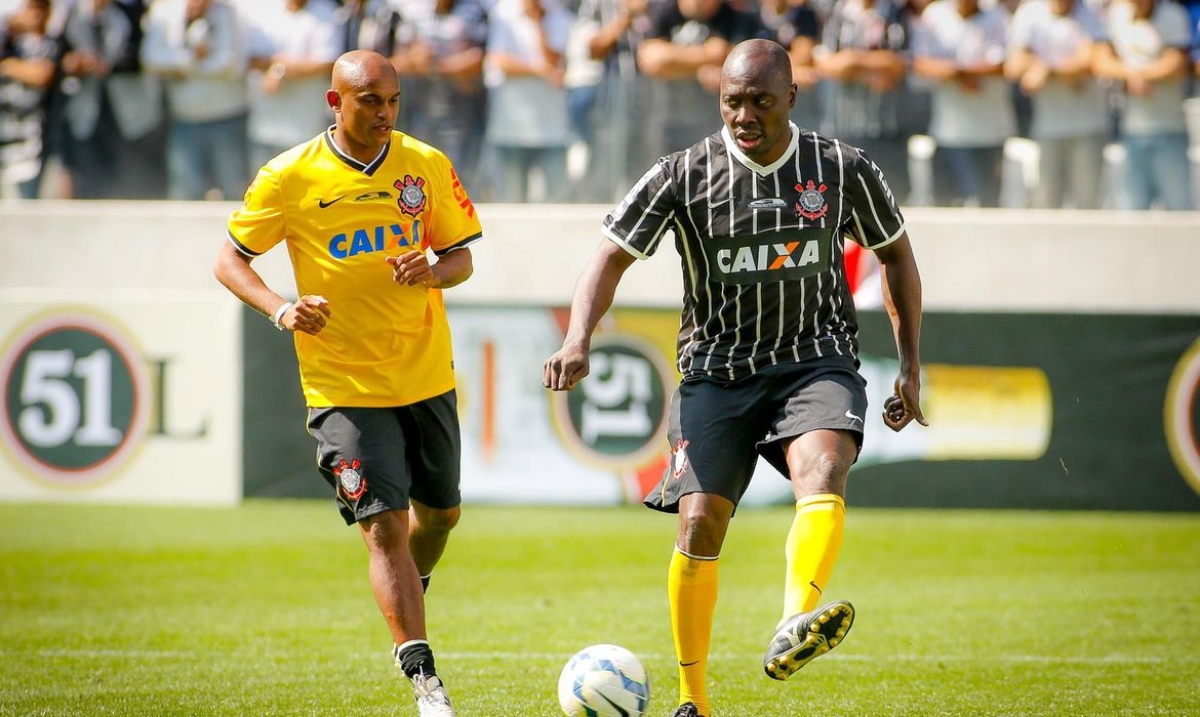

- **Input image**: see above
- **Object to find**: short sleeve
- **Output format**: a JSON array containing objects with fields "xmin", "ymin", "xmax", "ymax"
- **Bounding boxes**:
[
  {"xmin": 227, "ymin": 164, "xmax": 286, "ymax": 257},
  {"xmin": 602, "ymin": 160, "xmax": 677, "ymax": 260},
  {"xmin": 844, "ymin": 149, "xmax": 905, "ymax": 250},
  {"xmin": 428, "ymin": 155, "xmax": 483, "ymax": 256}
]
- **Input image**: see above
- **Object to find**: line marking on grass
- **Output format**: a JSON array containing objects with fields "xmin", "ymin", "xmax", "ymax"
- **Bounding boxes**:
[{"xmin": 7, "ymin": 649, "xmax": 1196, "ymax": 667}]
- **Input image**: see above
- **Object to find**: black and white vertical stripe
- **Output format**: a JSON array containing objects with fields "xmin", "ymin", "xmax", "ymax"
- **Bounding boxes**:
[{"xmin": 602, "ymin": 123, "xmax": 905, "ymax": 381}]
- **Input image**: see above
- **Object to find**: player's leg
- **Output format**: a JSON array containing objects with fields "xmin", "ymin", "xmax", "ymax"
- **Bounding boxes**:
[
  {"xmin": 402, "ymin": 390, "xmax": 463, "ymax": 594},
  {"xmin": 782, "ymin": 429, "xmax": 856, "ymax": 616},
  {"xmin": 408, "ymin": 500, "xmax": 460, "ymax": 592},
  {"xmin": 394, "ymin": 392, "xmax": 462, "ymax": 716},
  {"xmin": 647, "ymin": 379, "xmax": 768, "ymax": 717},
  {"xmin": 669, "ymin": 493, "xmax": 734, "ymax": 717},
  {"xmin": 763, "ymin": 429, "xmax": 859, "ymax": 680},
  {"xmin": 759, "ymin": 366, "xmax": 865, "ymax": 680},
  {"xmin": 309, "ymin": 406, "xmax": 455, "ymax": 716},
  {"xmin": 359, "ymin": 508, "xmax": 428, "ymax": 645}
]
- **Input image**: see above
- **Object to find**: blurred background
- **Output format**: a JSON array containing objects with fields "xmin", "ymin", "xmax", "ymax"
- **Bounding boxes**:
[{"xmin": 2, "ymin": 0, "xmax": 1199, "ymax": 514}]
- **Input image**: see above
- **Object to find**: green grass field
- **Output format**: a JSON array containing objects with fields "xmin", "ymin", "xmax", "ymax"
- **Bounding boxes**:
[{"xmin": 1, "ymin": 501, "xmax": 1198, "ymax": 717}]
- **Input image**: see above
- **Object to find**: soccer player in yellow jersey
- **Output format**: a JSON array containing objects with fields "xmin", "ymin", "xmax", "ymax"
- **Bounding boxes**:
[{"xmin": 214, "ymin": 50, "xmax": 481, "ymax": 717}]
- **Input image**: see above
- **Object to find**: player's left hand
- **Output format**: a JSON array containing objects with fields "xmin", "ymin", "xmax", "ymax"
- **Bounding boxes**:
[
  {"xmin": 543, "ymin": 343, "xmax": 590, "ymax": 391},
  {"xmin": 882, "ymin": 375, "xmax": 928, "ymax": 432},
  {"xmin": 387, "ymin": 251, "xmax": 436, "ymax": 287}
]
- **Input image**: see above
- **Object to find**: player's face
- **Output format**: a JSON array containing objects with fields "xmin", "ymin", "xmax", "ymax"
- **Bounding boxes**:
[
  {"xmin": 331, "ymin": 71, "xmax": 400, "ymax": 158},
  {"xmin": 720, "ymin": 65, "xmax": 797, "ymax": 165}
]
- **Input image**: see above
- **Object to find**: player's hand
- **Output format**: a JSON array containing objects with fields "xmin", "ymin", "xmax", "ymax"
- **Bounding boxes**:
[
  {"xmin": 543, "ymin": 343, "xmax": 590, "ymax": 391},
  {"xmin": 387, "ymin": 251, "xmax": 435, "ymax": 287},
  {"xmin": 283, "ymin": 295, "xmax": 331, "ymax": 335},
  {"xmin": 882, "ymin": 374, "xmax": 928, "ymax": 432}
]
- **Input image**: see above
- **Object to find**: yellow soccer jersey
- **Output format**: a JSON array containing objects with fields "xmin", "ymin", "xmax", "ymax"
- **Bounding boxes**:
[{"xmin": 227, "ymin": 128, "xmax": 483, "ymax": 408}]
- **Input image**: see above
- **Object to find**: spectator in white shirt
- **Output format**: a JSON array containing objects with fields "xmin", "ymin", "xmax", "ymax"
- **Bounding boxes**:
[
  {"xmin": 483, "ymin": 0, "xmax": 574, "ymax": 202},
  {"xmin": 141, "ymin": 0, "xmax": 250, "ymax": 200},
  {"xmin": 911, "ymin": 0, "xmax": 1013, "ymax": 207},
  {"xmin": 1005, "ymin": 0, "xmax": 1108, "ymax": 209},
  {"xmin": 1094, "ymin": 0, "xmax": 1192, "ymax": 210},
  {"xmin": 243, "ymin": 0, "xmax": 341, "ymax": 168}
]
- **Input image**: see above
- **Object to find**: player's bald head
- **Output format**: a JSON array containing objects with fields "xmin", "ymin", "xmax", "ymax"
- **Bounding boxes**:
[
  {"xmin": 332, "ymin": 50, "xmax": 397, "ymax": 94},
  {"xmin": 721, "ymin": 39, "xmax": 793, "ymax": 89}
]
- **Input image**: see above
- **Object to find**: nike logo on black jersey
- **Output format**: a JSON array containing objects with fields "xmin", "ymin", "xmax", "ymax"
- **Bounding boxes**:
[{"xmin": 318, "ymin": 196, "xmax": 346, "ymax": 208}]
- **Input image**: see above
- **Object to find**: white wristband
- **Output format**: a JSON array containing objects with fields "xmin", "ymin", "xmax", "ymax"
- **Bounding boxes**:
[{"xmin": 271, "ymin": 301, "xmax": 293, "ymax": 331}]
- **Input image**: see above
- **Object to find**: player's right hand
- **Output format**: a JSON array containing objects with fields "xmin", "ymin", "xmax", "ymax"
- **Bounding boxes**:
[
  {"xmin": 543, "ymin": 344, "xmax": 590, "ymax": 391},
  {"xmin": 283, "ymin": 295, "xmax": 332, "ymax": 335}
]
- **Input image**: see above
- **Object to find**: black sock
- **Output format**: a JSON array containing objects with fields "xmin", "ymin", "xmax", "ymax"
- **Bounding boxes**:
[{"xmin": 394, "ymin": 641, "xmax": 437, "ymax": 679}]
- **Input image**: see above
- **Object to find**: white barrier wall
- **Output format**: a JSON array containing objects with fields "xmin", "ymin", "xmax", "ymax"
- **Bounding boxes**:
[{"xmin": 1, "ymin": 201, "xmax": 1199, "ymax": 506}]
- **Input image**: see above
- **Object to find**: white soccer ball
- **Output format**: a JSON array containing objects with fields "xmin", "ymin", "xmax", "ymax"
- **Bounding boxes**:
[{"xmin": 558, "ymin": 643, "xmax": 651, "ymax": 717}]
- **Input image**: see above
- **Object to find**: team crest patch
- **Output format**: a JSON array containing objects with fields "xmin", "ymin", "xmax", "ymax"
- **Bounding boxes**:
[
  {"xmin": 333, "ymin": 458, "xmax": 367, "ymax": 500},
  {"xmin": 671, "ymin": 438, "xmax": 690, "ymax": 479},
  {"xmin": 795, "ymin": 180, "xmax": 829, "ymax": 220},
  {"xmin": 395, "ymin": 175, "xmax": 427, "ymax": 216}
]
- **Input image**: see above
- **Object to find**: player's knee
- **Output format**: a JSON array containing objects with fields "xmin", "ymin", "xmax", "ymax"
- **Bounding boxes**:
[
  {"xmin": 415, "ymin": 504, "xmax": 460, "ymax": 533},
  {"xmin": 677, "ymin": 504, "xmax": 727, "ymax": 556},
  {"xmin": 790, "ymin": 450, "xmax": 851, "ymax": 494},
  {"xmin": 359, "ymin": 509, "xmax": 409, "ymax": 549}
]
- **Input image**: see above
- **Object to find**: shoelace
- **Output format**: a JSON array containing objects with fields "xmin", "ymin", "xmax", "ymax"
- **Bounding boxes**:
[{"xmin": 413, "ymin": 675, "xmax": 452, "ymax": 706}]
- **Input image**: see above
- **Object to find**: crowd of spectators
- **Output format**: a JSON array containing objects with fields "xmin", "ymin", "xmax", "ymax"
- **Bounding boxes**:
[{"xmin": 1, "ymin": 0, "xmax": 1198, "ymax": 209}]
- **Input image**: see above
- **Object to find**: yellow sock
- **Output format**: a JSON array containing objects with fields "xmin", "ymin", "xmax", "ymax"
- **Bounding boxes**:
[
  {"xmin": 782, "ymin": 493, "xmax": 845, "ymax": 618},
  {"xmin": 668, "ymin": 547, "xmax": 718, "ymax": 716}
]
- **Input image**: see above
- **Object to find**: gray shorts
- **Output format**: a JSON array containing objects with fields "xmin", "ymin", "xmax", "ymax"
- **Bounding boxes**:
[
  {"xmin": 307, "ymin": 390, "xmax": 462, "ymax": 525},
  {"xmin": 644, "ymin": 358, "xmax": 867, "ymax": 513}
]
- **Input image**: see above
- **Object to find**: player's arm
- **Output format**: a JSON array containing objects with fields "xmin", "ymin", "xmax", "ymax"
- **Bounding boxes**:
[
  {"xmin": 543, "ymin": 240, "xmax": 637, "ymax": 391},
  {"xmin": 214, "ymin": 241, "xmax": 330, "ymax": 334},
  {"xmin": 874, "ymin": 233, "xmax": 927, "ymax": 432}
]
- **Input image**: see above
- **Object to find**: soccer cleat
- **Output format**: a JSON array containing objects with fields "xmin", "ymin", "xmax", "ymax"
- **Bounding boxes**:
[
  {"xmin": 763, "ymin": 599, "xmax": 855, "ymax": 681},
  {"xmin": 671, "ymin": 703, "xmax": 706, "ymax": 717},
  {"xmin": 411, "ymin": 673, "xmax": 456, "ymax": 717}
]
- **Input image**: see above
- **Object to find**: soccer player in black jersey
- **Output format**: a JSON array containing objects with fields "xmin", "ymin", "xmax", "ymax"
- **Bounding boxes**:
[{"xmin": 544, "ymin": 38, "xmax": 926, "ymax": 717}]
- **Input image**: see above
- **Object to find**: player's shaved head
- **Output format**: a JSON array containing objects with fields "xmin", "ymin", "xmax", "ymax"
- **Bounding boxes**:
[
  {"xmin": 332, "ymin": 49, "xmax": 397, "ymax": 93},
  {"xmin": 722, "ymin": 38, "xmax": 793, "ymax": 88},
  {"xmin": 327, "ymin": 50, "xmax": 400, "ymax": 162},
  {"xmin": 718, "ymin": 39, "xmax": 796, "ymax": 165}
]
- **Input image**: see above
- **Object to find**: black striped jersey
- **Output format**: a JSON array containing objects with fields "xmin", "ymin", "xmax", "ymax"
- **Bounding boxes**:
[{"xmin": 603, "ymin": 121, "xmax": 905, "ymax": 381}]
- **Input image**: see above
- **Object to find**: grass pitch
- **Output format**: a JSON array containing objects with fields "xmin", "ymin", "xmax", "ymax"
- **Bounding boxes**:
[{"xmin": 1, "ymin": 501, "xmax": 1198, "ymax": 716}]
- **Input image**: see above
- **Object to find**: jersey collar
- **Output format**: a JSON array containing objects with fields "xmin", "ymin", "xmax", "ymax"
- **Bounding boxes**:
[
  {"xmin": 323, "ymin": 125, "xmax": 391, "ymax": 176},
  {"xmin": 720, "ymin": 122, "xmax": 799, "ymax": 176}
]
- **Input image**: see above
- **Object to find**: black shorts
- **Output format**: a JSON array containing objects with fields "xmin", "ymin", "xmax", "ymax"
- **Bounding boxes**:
[
  {"xmin": 644, "ymin": 358, "xmax": 867, "ymax": 514},
  {"xmin": 307, "ymin": 390, "xmax": 462, "ymax": 525}
]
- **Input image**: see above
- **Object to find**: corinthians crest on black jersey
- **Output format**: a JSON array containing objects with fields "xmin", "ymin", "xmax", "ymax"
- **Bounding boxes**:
[{"xmin": 602, "ymin": 122, "xmax": 905, "ymax": 381}]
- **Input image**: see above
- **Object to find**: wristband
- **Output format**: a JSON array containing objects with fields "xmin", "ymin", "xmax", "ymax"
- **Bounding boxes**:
[{"xmin": 271, "ymin": 301, "xmax": 293, "ymax": 331}]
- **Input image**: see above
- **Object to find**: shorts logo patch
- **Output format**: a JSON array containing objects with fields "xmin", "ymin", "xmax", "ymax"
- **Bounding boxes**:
[
  {"xmin": 795, "ymin": 180, "xmax": 828, "ymax": 220},
  {"xmin": 333, "ymin": 458, "xmax": 367, "ymax": 500},
  {"xmin": 672, "ymin": 438, "xmax": 690, "ymax": 479}
]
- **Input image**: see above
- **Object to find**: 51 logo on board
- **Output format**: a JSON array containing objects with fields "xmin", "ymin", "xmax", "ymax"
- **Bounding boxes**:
[
  {"xmin": 0, "ymin": 311, "xmax": 203, "ymax": 487},
  {"xmin": 549, "ymin": 334, "xmax": 673, "ymax": 470}
]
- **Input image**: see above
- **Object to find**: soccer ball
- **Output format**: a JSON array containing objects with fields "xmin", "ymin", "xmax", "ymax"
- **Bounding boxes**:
[{"xmin": 558, "ymin": 643, "xmax": 651, "ymax": 717}]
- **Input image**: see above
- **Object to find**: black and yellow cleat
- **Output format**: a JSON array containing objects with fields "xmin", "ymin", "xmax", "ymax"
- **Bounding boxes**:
[
  {"xmin": 671, "ymin": 702, "xmax": 706, "ymax": 717},
  {"xmin": 763, "ymin": 600, "xmax": 855, "ymax": 681}
]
